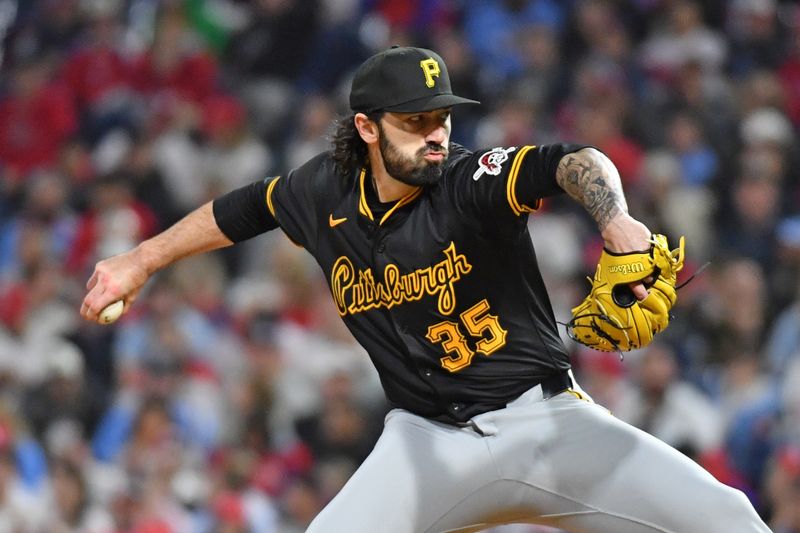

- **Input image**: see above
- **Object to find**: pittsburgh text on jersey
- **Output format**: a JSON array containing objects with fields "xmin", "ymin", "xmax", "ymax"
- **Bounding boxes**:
[{"xmin": 330, "ymin": 242, "xmax": 472, "ymax": 317}]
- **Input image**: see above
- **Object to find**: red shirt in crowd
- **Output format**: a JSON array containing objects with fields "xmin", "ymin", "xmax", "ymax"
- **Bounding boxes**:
[
  {"xmin": 62, "ymin": 46, "xmax": 130, "ymax": 108},
  {"xmin": 0, "ymin": 81, "xmax": 77, "ymax": 178},
  {"xmin": 129, "ymin": 50, "xmax": 218, "ymax": 105}
]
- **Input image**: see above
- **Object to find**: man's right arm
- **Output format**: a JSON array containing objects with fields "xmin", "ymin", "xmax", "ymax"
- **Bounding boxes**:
[{"xmin": 80, "ymin": 201, "xmax": 233, "ymax": 323}]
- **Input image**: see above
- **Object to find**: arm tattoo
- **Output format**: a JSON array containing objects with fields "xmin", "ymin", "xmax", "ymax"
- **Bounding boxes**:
[{"xmin": 555, "ymin": 148, "xmax": 628, "ymax": 231}]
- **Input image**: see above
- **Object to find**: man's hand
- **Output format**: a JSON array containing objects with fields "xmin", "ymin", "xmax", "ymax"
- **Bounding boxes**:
[
  {"xmin": 600, "ymin": 212, "xmax": 653, "ymax": 300},
  {"xmin": 79, "ymin": 201, "xmax": 235, "ymax": 324},
  {"xmin": 80, "ymin": 247, "xmax": 151, "ymax": 324}
]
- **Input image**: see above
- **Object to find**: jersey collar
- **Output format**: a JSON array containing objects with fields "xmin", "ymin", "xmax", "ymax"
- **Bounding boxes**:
[{"xmin": 357, "ymin": 167, "xmax": 423, "ymax": 225}]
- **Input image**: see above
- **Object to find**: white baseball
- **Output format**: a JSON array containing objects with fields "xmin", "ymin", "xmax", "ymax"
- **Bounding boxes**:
[{"xmin": 99, "ymin": 300, "xmax": 124, "ymax": 324}]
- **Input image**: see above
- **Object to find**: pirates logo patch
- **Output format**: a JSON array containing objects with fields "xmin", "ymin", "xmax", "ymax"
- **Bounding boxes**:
[{"xmin": 472, "ymin": 147, "xmax": 516, "ymax": 181}]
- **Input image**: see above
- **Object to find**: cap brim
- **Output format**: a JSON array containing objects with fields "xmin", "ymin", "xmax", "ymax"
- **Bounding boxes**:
[{"xmin": 382, "ymin": 94, "xmax": 480, "ymax": 113}]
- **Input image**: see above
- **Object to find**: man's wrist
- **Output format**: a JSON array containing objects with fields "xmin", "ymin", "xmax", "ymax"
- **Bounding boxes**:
[
  {"xmin": 600, "ymin": 212, "xmax": 651, "ymax": 253},
  {"xmin": 598, "ymin": 204, "xmax": 626, "ymax": 234},
  {"xmin": 134, "ymin": 240, "xmax": 164, "ymax": 276}
]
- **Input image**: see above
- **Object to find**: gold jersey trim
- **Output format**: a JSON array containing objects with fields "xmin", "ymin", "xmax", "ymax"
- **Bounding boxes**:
[
  {"xmin": 358, "ymin": 168, "xmax": 372, "ymax": 220},
  {"xmin": 358, "ymin": 167, "xmax": 422, "ymax": 224},
  {"xmin": 331, "ymin": 241, "xmax": 472, "ymax": 316},
  {"xmin": 380, "ymin": 187, "xmax": 422, "ymax": 224},
  {"xmin": 264, "ymin": 176, "xmax": 304, "ymax": 248},
  {"xmin": 506, "ymin": 146, "xmax": 541, "ymax": 216},
  {"xmin": 265, "ymin": 176, "xmax": 281, "ymax": 217}
]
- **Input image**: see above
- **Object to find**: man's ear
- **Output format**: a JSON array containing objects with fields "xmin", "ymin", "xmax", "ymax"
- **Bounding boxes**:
[{"xmin": 354, "ymin": 113, "xmax": 379, "ymax": 144}]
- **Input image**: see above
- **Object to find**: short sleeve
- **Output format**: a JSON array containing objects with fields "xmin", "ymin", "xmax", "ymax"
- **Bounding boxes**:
[
  {"xmin": 445, "ymin": 143, "xmax": 590, "ymax": 221},
  {"xmin": 213, "ymin": 178, "xmax": 279, "ymax": 243},
  {"xmin": 514, "ymin": 143, "xmax": 592, "ymax": 210},
  {"xmin": 266, "ymin": 153, "xmax": 329, "ymax": 251}
]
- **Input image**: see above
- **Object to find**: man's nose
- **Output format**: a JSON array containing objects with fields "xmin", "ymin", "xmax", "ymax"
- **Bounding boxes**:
[{"xmin": 426, "ymin": 125, "xmax": 447, "ymax": 145}]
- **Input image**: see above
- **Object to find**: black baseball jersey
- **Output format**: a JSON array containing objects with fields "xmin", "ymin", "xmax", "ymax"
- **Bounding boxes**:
[{"xmin": 215, "ymin": 143, "xmax": 587, "ymax": 423}]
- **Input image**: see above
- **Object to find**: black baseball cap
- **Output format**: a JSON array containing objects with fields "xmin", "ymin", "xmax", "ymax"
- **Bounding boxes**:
[{"xmin": 349, "ymin": 46, "xmax": 480, "ymax": 113}]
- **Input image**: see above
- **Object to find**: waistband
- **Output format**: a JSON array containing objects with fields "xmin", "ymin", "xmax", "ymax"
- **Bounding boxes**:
[
  {"xmin": 448, "ymin": 368, "xmax": 573, "ymax": 428},
  {"xmin": 538, "ymin": 368, "xmax": 573, "ymax": 400}
]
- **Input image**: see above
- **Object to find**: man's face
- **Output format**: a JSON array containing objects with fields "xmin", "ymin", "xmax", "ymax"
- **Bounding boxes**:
[{"xmin": 376, "ymin": 109, "xmax": 452, "ymax": 186}]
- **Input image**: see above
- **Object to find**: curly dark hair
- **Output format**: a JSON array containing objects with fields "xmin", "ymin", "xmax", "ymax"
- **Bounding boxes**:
[{"xmin": 330, "ymin": 111, "xmax": 383, "ymax": 179}]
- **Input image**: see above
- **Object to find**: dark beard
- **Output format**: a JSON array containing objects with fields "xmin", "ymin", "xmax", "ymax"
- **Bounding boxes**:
[{"xmin": 378, "ymin": 124, "xmax": 447, "ymax": 186}]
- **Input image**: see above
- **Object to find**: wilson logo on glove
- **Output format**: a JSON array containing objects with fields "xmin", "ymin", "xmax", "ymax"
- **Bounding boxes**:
[{"xmin": 607, "ymin": 262, "xmax": 646, "ymax": 274}]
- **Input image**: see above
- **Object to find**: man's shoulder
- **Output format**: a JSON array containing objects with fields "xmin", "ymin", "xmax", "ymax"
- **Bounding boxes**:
[
  {"xmin": 285, "ymin": 151, "xmax": 356, "ymax": 205},
  {"xmin": 441, "ymin": 143, "xmax": 473, "ymax": 182},
  {"xmin": 290, "ymin": 150, "xmax": 337, "ymax": 179},
  {"xmin": 444, "ymin": 142, "xmax": 474, "ymax": 168}
]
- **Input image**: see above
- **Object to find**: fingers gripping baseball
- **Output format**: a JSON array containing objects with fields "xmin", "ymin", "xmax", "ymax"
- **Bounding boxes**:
[
  {"xmin": 567, "ymin": 235, "xmax": 685, "ymax": 352},
  {"xmin": 80, "ymin": 250, "xmax": 149, "ymax": 325}
]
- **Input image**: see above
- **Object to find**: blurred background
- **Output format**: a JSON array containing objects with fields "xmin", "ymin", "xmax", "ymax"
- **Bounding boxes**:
[{"xmin": 1, "ymin": 0, "xmax": 800, "ymax": 531}]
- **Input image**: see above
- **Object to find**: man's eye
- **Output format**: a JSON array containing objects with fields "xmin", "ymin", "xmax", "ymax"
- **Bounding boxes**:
[{"xmin": 409, "ymin": 115, "xmax": 423, "ymax": 123}]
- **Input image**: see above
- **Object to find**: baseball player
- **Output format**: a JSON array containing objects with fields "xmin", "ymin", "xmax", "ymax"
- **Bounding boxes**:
[{"xmin": 81, "ymin": 47, "xmax": 770, "ymax": 532}]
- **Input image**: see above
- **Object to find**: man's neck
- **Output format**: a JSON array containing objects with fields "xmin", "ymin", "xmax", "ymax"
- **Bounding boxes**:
[{"xmin": 369, "ymin": 159, "xmax": 417, "ymax": 203}]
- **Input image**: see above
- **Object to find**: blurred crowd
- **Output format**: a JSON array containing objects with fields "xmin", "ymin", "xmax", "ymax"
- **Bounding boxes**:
[{"xmin": 1, "ymin": 0, "xmax": 800, "ymax": 531}]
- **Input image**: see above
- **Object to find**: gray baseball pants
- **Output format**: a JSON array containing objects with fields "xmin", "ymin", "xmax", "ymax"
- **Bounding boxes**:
[{"xmin": 306, "ymin": 374, "xmax": 771, "ymax": 532}]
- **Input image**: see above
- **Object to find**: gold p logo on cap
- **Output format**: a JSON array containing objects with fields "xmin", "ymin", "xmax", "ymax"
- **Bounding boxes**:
[{"xmin": 420, "ymin": 58, "xmax": 441, "ymax": 88}]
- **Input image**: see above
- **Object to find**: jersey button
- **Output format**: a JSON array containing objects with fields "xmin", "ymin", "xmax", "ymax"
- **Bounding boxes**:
[
  {"xmin": 450, "ymin": 402, "xmax": 462, "ymax": 412},
  {"xmin": 377, "ymin": 242, "xmax": 386, "ymax": 253},
  {"xmin": 423, "ymin": 369, "xmax": 432, "ymax": 378}
]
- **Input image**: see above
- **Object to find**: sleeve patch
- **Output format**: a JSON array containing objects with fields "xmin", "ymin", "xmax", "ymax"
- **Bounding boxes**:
[{"xmin": 472, "ymin": 147, "xmax": 517, "ymax": 181}]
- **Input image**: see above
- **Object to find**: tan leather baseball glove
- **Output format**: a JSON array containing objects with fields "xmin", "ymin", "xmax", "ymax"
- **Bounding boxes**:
[{"xmin": 567, "ymin": 234, "xmax": 685, "ymax": 352}]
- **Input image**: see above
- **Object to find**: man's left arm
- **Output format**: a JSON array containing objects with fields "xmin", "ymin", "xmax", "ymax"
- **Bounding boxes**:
[{"xmin": 555, "ymin": 147, "xmax": 652, "ymax": 299}]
